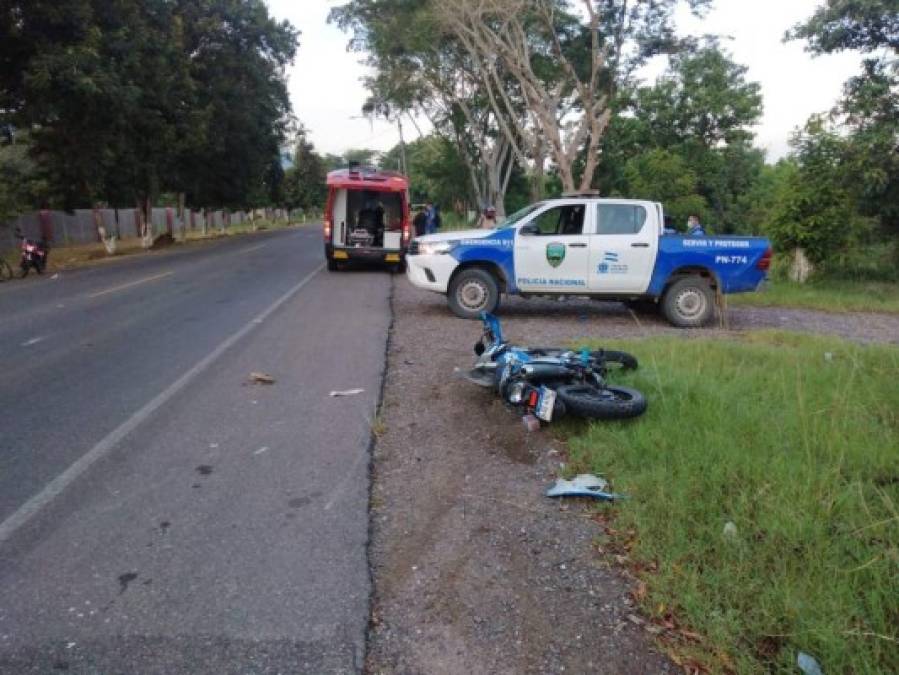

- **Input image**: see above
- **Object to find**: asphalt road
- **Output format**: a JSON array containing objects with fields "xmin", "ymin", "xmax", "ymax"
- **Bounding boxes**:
[{"xmin": 0, "ymin": 227, "xmax": 392, "ymax": 673}]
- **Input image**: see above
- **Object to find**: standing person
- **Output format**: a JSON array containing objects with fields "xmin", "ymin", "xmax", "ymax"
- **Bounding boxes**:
[
  {"xmin": 433, "ymin": 204, "xmax": 442, "ymax": 231},
  {"xmin": 413, "ymin": 205, "xmax": 427, "ymax": 237},
  {"xmin": 686, "ymin": 214, "xmax": 706, "ymax": 236},
  {"xmin": 424, "ymin": 201, "xmax": 436, "ymax": 235},
  {"xmin": 478, "ymin": 206, "xmax": 497, "ymax": 229}
]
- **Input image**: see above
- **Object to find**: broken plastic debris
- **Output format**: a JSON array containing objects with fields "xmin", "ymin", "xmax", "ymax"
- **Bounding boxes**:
[
  {"xmin": 50, "ymin": 273, "xmax": 59, "ymax": 280},
  {"xmin": 797, "ymin": 651, "xmax": 824, "ymax": 675},
  {"xmin": 330, "ymin": 388, "xmax": 364, "ymax": 397},
  {"xmin": 253, "ymin": 446, "xmax": 269, "ymax": 455},
  {"xmin": 522, "ymin": 414, "xmax": 541, "ymax": 432},
  {"xmin": 723, "ymin": 521, "xmax": 738, "ymax": 538},
  {"xmin": 545, "ymin": 473, "xmax": 624, "ymax": 501},
  {"xmin": 249, "ymin": 371, "xmax": 275, "ymax": 385}
]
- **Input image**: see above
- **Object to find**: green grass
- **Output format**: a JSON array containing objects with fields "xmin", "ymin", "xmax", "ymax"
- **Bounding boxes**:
[
  {"xmin": 730, "ymin": 280, "xmax": 899, "ymax": 314},
  {"xmin": 562, "ymin": 332, "xmax": 899, "ymax": 673}
]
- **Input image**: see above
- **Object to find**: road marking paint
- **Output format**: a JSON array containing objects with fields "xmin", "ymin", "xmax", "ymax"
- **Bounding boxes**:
[
  {"xmin": 21, "ymin": 336, "xmax": 46, "ymax": 347},
  {"xmin": 241, "ymin": 243, "xmax": 267, "ymax": 254},
  {"xmin": 88, "ymin": 271, "xmax": 174, "ymax": 298},
  {"xmin": 0, "ymin": 263, "xmax": 324, "ymax": 546}
]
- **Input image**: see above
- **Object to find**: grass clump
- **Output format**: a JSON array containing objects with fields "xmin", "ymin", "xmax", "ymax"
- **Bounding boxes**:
[
  {"xmin": 565, "ymin": 331, "xmax": 899, "ymax": 673},
  {"xmin": 729, "ymin": 279, "xmax": 899, "ymax": 314}
]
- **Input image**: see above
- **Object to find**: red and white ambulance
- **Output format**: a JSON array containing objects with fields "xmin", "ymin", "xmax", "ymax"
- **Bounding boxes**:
[{"xmin": 323, "ymin": 165, "xmax": 412, "ymax": 271}]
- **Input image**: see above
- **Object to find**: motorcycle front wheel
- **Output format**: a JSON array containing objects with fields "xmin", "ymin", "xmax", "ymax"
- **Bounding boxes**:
[{"xmin": 555, "ymin": 384, "xmax": 647, "ymax": 420}]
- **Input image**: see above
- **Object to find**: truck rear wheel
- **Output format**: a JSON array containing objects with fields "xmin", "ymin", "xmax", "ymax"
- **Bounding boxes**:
[
  {"xmin": 327, "ymin": 258, "xmax": 338, "ymax": 271},
  {"xmin": 448, "ymin": 268, "xmax": 500, "ymax": 319},
  {"xmin": 662, "ymin": 277, "xmax": 715, "ymax": 328}
]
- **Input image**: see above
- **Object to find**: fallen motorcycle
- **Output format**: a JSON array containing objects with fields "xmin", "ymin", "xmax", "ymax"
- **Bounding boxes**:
[{"xmin": 463, "ymin": 312, "xmax": 647, "ymax": 423}]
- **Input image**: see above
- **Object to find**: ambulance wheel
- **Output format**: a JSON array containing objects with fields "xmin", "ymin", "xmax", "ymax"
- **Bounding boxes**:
[{"xmin": 448, "ymin": 268, "xmax": 500, "ymax": 320}]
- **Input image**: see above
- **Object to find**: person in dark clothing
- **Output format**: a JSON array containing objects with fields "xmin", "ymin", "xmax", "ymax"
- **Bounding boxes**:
[
  {"xmin": 413, "ymin": 206, "xmax": 427, "ymax": 237},
  {"xmin": 686, "ymin": 214, "xmax": 706, "ymax": 236}
]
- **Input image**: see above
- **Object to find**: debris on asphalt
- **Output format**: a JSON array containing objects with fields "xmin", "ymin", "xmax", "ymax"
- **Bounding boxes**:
[
  {"xmin": 50, "ymin": 273, "xmax": 59, "ymax": 280},
  {"xmin": 330, "ymin": 388, "xmax": 364, "ymax": 397},
  {"xmin": 253, "ymin": 446, "xmax": 269, "ymax": 455},
  {"xmin": 248, "ymin": 371, "xmax": 276, "ymax": 385},
  {"xmin": 545, "ymin": 474, "xmax": 623, "ymax": 501},
  {"xmin": 797, "ymin": 651, "xmax": 824, "ymax": 675},
  {"xmin": 522, "ymin": 414, "xmax": 541, "ymax": 432}
]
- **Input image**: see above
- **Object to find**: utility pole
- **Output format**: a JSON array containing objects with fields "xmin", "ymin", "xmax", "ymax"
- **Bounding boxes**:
[{"xmin": 396, "ymin": 117, "xmax": 407, "ymax": 177}]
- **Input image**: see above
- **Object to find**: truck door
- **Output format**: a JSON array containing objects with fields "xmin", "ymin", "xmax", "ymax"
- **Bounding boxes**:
[
  {"xmin": 587, "ymin": 202, "xmax": 658, "ymax": 293},
  {"xmin": 514, "ymin": 203, "xmax": 590, "ymax": 293}
]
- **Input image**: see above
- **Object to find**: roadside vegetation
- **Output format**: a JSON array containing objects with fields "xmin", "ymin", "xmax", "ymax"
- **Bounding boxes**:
[
  {"xmin": 730, "ymin": 279, "xmax": 899, "ymax": 315},
  {"xmin": 562, "ymin": 331, "xmax": 899, "ymax": 673}
]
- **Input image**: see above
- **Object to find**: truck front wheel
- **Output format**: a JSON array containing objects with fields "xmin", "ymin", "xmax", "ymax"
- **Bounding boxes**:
[
  {"xmin": 662, "ymin": 277, "xmax": 715, "ymax": 328},
  {"xmin": 448, "ymin": 268, "xmax": 500, "ymax": 319}
]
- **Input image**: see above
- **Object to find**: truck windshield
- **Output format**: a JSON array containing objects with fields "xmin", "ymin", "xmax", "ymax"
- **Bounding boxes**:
[{"xmin": 498, "ymin": 202, "xmax": 544, "ymax": 229}]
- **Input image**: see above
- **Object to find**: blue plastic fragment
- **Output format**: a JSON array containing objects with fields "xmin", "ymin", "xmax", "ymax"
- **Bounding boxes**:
[
  {"xmin": 545, "ymin": 474, "xmax": 625, "ymax": 501},
  {"xmin": 797, "ymin": 652, "xmax": 824, "ymax": 675}
]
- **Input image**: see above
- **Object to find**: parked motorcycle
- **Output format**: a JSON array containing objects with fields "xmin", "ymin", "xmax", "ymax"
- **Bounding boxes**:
[
  {"xmin": 15, "ymin": 228, "xmax": 49, "ymax": 277},
  {"xmin": 464, "ymin": 312, "xmax": 647, "ymax": 423}
]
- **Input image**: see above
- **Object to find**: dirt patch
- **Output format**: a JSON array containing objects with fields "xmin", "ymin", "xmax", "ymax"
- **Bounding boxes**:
[
  {"xmin": 367, "ymin": 282, "xmax": 897, "ymax": 674},
  {"xmin": 366, "ymin": 281, "xmax": 676, "ymax": 674}
]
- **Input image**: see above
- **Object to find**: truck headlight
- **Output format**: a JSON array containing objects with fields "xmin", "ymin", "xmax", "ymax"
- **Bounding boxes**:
[{"xmin": 418, "ymin": 240, "xmax": 457, "ymax": 256}]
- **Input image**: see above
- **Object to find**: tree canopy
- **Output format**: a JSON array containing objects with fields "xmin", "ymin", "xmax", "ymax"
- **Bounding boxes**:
[{"xmin": 0, "ymin": 0, "xmax": 299, "ymax": 211}]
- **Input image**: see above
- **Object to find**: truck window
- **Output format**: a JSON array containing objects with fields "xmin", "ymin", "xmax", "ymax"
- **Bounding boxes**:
[
  {"xmin": 532, "ymin": 205, "xmax": 585, "ymax": 235},
  {"xmin": 596, "ymin": 204, "xmax": 647, "ymax": 235}
]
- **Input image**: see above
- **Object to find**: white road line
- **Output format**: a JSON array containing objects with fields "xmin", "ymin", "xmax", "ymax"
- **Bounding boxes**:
[
  {"xmin": 0, "ymin": 263, "xmax": 324, "ymax": 546},
  {"xmin": 87, "ymin": 271, "xmax": 174, "ymax": 299},
  {"xmin": 21, "ymin": 336, "xmax": 46, "ymax": 347},
  {"xmin": 240, "ymin": 243, "xmax": 267, "ymax": 254}
]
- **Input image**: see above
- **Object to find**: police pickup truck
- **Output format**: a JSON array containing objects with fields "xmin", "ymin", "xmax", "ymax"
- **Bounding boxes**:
[{"xmin": 405, "ymin": 196, "xmax": 772, "ymax": 327}]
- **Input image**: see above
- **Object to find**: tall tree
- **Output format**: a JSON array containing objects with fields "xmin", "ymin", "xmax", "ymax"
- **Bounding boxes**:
[
  {"xmin": 599, "ymin": 43, "xmax": 764, "ymax": 232},
  {"xmin": 282, "ymin": 129, "xmax": 327, "ymax": 211},
  {"xmin": 788, "ymin": 0, "xmax": 899, "ymax": 242},
  {"xmin": 1, "ymin": 0, "xmax": 298, "ymax": 229},
  {"xmin": 432, "ymin": 0, "xmax": 712, "ymax": 193}
]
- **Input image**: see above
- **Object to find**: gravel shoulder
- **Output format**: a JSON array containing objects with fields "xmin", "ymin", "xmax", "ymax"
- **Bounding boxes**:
[
  {"xmin": 366, "ymin": 282, "xmax": 677, "ymax": 674},
  {"xmin": 366, "ymin": 282, "xmax": 897, "ymax": 674}
]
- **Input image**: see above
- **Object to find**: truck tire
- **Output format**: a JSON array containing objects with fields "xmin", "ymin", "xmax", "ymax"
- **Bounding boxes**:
[
  {"xmin": 448, "ymin": 268, "xmax": 500, "ymax": 319},
  {"xmin": 327, "ymin": 257, "xmax": 338, "ymax": 272},
  {"xmin": 662, "ymin": 277, "xmax": 715, "ymax": 328},
  {"xmin": 555, "ymin": 384, "xmax": 647, "ymax": 420}
]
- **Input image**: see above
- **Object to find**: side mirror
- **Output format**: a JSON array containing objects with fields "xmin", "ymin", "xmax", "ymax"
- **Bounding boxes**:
[{"xmin": 519, "ymin": 223, "xmax": 539, "ymax": 236}]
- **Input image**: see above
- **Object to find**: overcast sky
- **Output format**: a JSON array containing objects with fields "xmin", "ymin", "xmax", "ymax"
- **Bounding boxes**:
[{"xmin": 265, "ymin": 0, "xmax": 864, "ymax": 162}]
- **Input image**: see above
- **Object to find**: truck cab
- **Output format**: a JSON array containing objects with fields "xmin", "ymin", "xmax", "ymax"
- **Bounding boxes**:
[
  {"xmin": 324, "ymin": 166, "xmax": 412, "ymax": 271},
  {"xmin": 405, "ymin": 196, "xmax": 772, "ymax": 327}
]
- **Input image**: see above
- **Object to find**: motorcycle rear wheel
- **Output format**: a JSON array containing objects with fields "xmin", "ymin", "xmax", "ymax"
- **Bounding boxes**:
[{"xmin": 555, "ymin": 384, "xmax": 647, "ymax": 420}]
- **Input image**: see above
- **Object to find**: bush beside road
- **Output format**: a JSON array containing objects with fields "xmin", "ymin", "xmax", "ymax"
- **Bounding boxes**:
[
  {"xmin": 729, "ymin": 279, "xmax": 899, "ymax": 315},
  {"xmin": 563, "ymin": 331, "xmax": 899, "ymax": 673}
]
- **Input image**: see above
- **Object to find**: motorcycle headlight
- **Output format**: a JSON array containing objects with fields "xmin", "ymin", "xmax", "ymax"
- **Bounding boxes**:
[
  {"xmin": 418, "ymin": 240, "xmax": 457, "ymax": 256},
  {"xmin": 508, "ymin": 381, "xmax": 526, "ymax": 404}
]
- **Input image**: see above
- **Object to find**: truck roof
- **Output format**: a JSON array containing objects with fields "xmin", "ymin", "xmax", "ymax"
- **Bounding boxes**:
[{"xmin": 326, "ymin": 168, "xmax": 409, "ymax": 192}]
